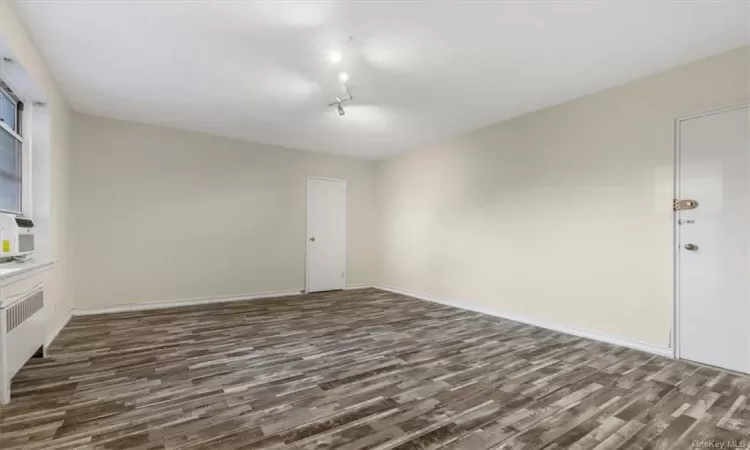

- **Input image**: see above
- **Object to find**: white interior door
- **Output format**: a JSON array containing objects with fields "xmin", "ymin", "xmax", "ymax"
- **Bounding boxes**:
[
  {"xmin": 677, "ymin": 105, "xmax": 750, "ymax": 373},
  {"xmin": 306, "ymin": 177, "xmax": 346, "ymax": 293}
]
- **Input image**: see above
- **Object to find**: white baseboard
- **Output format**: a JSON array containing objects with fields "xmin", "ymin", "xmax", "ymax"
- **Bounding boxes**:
[
  {"xmin": 68, "ymin": 286, "xmax": 373, "ymax": 317},
  {"xmin": 344, "ymin": 284, "xmax": 373, "ymax": 290},
  {"xmin": 45, "ymin": 309, "xmax": 72, "ymax": 349},
  {"xmin": 61, "ymin": 284, "xmax": 671, "ymax": 358},
  {"xmin": 375, "ymin": 284, "xmax": 673, "ymax": 358},
  {"xmin": 73, "ymin": 289, "xmax": 304, "ymax": 316}
]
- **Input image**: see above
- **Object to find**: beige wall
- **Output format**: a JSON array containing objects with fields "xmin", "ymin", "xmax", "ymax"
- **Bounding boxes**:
[
  {"xmin": 1, "ymin": 0, "xmax": 74, "ymax": 339},
  {"xmin": 378, "ymin": 46, "xmax": 750, "ymax": 349},
  {"xmin": 70, "ymin": 114, "xmax": 379, "ymax": 309}
]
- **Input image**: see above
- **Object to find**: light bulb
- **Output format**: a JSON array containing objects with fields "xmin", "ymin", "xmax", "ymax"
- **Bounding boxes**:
[
  {"xmin": 338, "ymin": 72, "xmax": 349, "ymax": 83},
  {"xmin": 329, "ymin": 51, "xmax": 342, "ymax": 63}
]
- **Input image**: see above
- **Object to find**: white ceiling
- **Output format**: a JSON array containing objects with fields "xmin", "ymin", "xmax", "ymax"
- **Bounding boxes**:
[
  {"xmin": 14, "ymin": 1, "xmax": 749, "ymax": 159},
  {"xmin": 0, "ymin": 40, "xmax": 45, "ymax": 103}
]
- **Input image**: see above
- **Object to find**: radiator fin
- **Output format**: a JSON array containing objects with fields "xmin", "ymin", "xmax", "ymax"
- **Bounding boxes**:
[{"xmin": 6, "ymin": 289, "xmax": 43, "ymax": 332}]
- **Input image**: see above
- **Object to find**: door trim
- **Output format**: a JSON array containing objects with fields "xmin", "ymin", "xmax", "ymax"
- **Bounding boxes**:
[
  {"xmin": 672, "ymin": 102, "xmax": 750, "ymax": 361},
  {"xmin": 305, "ymin": 176, "xmax": 347, "ymax": 294}
]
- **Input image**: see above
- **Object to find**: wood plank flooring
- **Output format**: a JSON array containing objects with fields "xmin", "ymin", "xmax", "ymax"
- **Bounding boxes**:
[{"xmin": 1, "ymin": 288, "xmax": 749, "ymax": 449}]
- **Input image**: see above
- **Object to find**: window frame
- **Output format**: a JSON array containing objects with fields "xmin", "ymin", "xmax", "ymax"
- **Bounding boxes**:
[
  {"xmin": 0, "ymin": 81, "xmax": 23, "ymax": 215},
  {"xmin": 0, "ymin": 84, "xmax": 19, "ymax": 136}
]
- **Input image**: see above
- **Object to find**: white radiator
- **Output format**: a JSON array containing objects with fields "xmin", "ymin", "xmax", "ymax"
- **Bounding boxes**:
[{"xmin": 0, "ymin": 282, "xmax": 45, "ymax": 404}]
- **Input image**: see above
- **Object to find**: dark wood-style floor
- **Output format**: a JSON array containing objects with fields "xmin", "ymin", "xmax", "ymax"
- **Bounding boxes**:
[{"xmin": 1, "ymin": 288, "xmax": 749, "ymax": 449}]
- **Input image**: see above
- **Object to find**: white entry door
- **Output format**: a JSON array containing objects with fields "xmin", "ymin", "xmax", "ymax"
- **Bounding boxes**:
[
  {"xmin": 306, "ymin": 177, "xmax": 346, "ymax": 293},
  {"xmin": 677, "ymin": 105, "xmax": 750, "ymax": 373}
]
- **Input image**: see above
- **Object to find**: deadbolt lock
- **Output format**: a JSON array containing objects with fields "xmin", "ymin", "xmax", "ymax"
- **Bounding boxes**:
[{"xmin": 674, "ymin": 199, "xmax": 699, "ymax": 211}]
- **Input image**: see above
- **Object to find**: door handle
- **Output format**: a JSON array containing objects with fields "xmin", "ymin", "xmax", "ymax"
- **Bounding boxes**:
[
  {"xmin": 684, "ymin": 243, "xmax": 698, "ymax": 251},
  {"xmin": 309, "ymin": 236, "xmax": 315, "ymax": 242}
]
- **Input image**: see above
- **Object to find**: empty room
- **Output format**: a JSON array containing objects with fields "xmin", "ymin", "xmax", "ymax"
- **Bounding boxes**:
[{"xmin": 0, "ymin": 0, "xmax": 749, "ymax": 448}]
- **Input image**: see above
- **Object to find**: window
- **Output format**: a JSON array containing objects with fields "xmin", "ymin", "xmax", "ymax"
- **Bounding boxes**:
[
  {"xmin": 0, "ymin": 85, "xmax": 22, "ymax": 214},
  {"xmin": 0, "ymin": 89, "xmax": 16, "ymax": 130}
]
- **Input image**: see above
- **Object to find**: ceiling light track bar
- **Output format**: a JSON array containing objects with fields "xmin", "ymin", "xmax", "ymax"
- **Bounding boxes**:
[{"xmin": 328, "ymin": 88, "xmax": 353, "ymax": 107}]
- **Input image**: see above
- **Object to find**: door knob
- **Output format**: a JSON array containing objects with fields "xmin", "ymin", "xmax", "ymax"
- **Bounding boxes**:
[
  {"xmin": 684, "ymin": 243, "xmax": 698, "ymax": 251},
  {"xmin": 309, "ymin": 236, "xmax": 315, "ymax": 242}
]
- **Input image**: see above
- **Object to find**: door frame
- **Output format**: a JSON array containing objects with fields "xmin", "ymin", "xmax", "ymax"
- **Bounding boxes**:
[
  {"xmin": 672, "ymin": 101, "xmax": 750, "ymax": 361},
  {"xmin": 305, "ymin": 176, "xmax": 347, "ymax": 294}
]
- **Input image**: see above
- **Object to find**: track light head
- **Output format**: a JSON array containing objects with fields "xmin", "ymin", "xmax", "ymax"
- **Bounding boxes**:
[{"xmin": 337, "ymin": 104, "xmax": 345, "ymax": 116}]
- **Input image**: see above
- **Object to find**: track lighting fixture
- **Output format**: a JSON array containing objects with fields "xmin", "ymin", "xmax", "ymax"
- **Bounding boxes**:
[
  {"xmin": 326, "ymin": 37, "xmax": 355, "ymax": 117},
  {"xmin": 329, "ymin": 88, "xmax": 353, "ymax": 117}
]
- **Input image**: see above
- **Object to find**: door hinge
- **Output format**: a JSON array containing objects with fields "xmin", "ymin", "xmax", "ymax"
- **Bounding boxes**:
[{"xmin": 341, "ymin": 270, "xmax": 344, "ymax": 279}]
